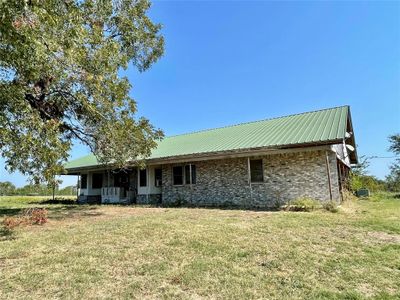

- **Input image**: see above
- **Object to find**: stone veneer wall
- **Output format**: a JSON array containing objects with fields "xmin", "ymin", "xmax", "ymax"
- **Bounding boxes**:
[
  {"xmin": 137, "ymin": 194, "xmax": 162, "ymax": 205},
  {"xmin": 161, "ymin": 150, "xmax": 340, "ymax": 208}
]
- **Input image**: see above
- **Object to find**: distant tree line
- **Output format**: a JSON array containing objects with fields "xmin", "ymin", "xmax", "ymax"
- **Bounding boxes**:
[{"xmin": 0, "ymin": 182, "xmax": 76, "ymax": 196}]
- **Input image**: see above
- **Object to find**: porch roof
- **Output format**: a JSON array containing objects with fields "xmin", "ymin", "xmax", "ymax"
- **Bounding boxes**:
[{"xmin": 65, "ymin": 105, "xmax": 357, "ymax": 171}]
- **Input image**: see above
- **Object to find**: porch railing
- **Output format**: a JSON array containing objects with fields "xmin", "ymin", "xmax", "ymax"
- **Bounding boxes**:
[{"xmin": 101, "ymin": 187, "xmax": 124, "ymax": 204}]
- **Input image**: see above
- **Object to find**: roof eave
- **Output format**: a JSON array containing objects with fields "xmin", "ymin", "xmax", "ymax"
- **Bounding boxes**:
[
  {"xmin": 63, "ymin": 139, "xmax": 342, "ymax": 173},
  {"xmin": 147, "ymin": 139, "xmax": 342, "ymax": 163}
]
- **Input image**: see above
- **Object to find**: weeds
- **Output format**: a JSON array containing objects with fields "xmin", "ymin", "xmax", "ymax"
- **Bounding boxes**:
[
  {"xmin": 282, "ymin": 197, "xmax": 320, "ymax": 212},
  {"xmin": 342, "ymin": 189, "xmax": 357, "ymax": 202},
  {"xmin": 322, "ymin": 201, "xmax": 339, "ymax": 213}
]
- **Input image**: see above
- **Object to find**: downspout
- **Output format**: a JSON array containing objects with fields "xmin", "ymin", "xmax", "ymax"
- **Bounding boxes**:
[{"xmin": 325, "ymin": 151, "xmax": 333, "ymax": 201}]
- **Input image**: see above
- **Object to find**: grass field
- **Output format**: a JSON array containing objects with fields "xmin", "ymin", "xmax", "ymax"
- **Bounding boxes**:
[{"xmin": 0, "ymin": 194, "xmax": 399, "ymax": 299}]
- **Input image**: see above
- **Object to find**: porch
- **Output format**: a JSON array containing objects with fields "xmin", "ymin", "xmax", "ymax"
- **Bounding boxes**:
[{"xmin": 73, "ymin": 166, "xmax": 162, "ymax": 204}]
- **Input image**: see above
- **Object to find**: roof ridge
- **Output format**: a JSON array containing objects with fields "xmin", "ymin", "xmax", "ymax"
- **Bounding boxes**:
[{"xmin": 165, "ymin": 105, "xmax": 349, "ymax": 139}]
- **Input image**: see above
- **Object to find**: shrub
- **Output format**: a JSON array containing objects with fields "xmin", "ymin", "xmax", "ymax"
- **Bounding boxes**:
[
  {"xmin": 282, "ymin": 197, "xmax": 320, "ymax": 212},
  {"xmin": 272, "ymin": 190, "xmax": 285, "ymax": 210},
  {"xmin": 348, "ymin": 173, "xmax": 386, "ymax": 193},
  {"xmin": 322, "ymin": 201, "xmax": 339, "ymax": 213}
]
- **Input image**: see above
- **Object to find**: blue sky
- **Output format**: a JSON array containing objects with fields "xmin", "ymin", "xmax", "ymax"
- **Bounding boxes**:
[{"xmin": 1, "ymin": 0, "xmax": 399, "ymax": 187}]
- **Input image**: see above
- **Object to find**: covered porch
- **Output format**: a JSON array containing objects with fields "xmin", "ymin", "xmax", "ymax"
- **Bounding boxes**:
[{"xmin": 68, "ymin": 165, "xmax": 162, "ymax": 204}]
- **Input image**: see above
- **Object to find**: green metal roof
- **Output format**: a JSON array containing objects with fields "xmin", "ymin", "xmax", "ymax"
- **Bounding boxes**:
[{"xmin": 65, "ymin": 106, "xmax": 351, "ymax": 170}]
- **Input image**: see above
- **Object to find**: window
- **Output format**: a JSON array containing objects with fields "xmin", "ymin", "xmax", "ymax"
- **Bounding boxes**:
[
  {"xmin": 92, "ymin": 173, "xmax": 103, "ymax": 189},
  {"xmin": 155, "ymin": 168, "xmax": 162, "ymax": 187},
  {"xmin": 250, "ymin": 159, "xmax": 263, "ymax": 183},
  {"xmin": 80, "ymin": 174, "xmax": 87, "ymax": 189},
  {"xmin": 185, "ymin": 164, "xmax": 196, "ymax": 184},
  {"xmin": 173, "ymin": 166, "xmax": 184, "ymax": 185},
  {"xmin": 139, "ymin": 169, "xmax": 147, "ymax": 187}
]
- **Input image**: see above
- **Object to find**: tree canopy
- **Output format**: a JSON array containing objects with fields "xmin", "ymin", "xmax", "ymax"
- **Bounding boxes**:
[{"xmin": 0, "ymin": 0, "xmax": 164, "ymax": 185}]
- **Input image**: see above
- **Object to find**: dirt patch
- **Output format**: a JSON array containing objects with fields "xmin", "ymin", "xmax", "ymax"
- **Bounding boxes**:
[
  {"xmin": 357, "ymin": 283, "xmax": 376, "ymax": 298},
  {"xmin": 366, "ymin": 231, "xmax": 400, "ymax": 244}
]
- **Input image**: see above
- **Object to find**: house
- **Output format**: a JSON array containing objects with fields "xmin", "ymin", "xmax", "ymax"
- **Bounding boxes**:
[{"xmin": 64, "ymin": 106, "xmax": 357, "ymax": 207}]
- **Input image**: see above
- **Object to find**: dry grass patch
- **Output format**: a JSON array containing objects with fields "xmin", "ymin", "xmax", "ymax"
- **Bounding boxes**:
[{"xmin": 366, "ymin": 231, "xmax": 400, "ymax": 244}]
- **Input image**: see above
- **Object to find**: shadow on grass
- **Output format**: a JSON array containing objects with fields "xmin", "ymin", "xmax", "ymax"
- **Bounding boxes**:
[
  {"xmin": 31, "ymin": 196, "xmax": 282, "ymax": 212},
  {"xmin": 0, "ymin": 198, "xmax": 103, "ymax": 221},
  {"xmin": 47, "ymin": 205, "xmax": 103, "ymax": 220},
  {"xmin": 27, "ymin": 197, "xmax": 103, "ymax": 220},
  {"xmin": 140, "ymin": 202, "xmax": 281, "ymax": 212},
  {"xmin": 0, "ymin": 226, "xmax": 16, "ymax": 241},
  {"xmin": 32, "ymin": 198, "xmax": 78, "ymax": 205},
  {"xmin": 0, "ymin": 208, "xmax": 24, "ymax": 218}
]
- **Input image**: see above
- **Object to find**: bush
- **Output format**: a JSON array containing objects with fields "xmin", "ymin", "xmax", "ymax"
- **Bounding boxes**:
[
  {"xmin": 348, "ymin": 173, "xmax": 386, "ymax": 193},
  {"xmin": 282, "ymin": 197, "xmax": 320, "ymax": 212},
  {"xmin": 322, "ymin": 201, "xmax": 339, "ymax": 213}
]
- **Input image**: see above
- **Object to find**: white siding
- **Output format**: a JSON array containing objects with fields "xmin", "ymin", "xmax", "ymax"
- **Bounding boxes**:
[
  {"xmin": 78, "ymin": 172, "xmax": 102, "ymax": 196},
  {"xmin": 137, "ymin": 166, "xmax": 162, "ymax": 195}
]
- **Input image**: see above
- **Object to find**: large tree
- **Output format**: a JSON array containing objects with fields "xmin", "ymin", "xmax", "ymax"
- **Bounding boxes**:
[
  {"xmin": 0, "ymin": 0, "xmax": 164, "ymax": 184},
  {"xmin": 386, "ymin": 134, "xmax": 400, "ymax": 191}
]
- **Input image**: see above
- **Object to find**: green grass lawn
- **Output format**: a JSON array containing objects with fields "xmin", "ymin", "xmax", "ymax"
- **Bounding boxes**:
[{"xmin": 0, "ymin": 194, "xmax": 399, "ymax": 299}]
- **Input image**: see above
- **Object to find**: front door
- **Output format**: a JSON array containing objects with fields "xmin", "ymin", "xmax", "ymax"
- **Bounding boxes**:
[{"xmin": 114, "ymin": 171, "xmax": 130, "ymax": 197}]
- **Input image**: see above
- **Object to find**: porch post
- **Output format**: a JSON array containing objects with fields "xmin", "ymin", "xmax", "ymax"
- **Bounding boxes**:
[
  {"xmin": 147, "ymin": 167, "xmax": 150, "ymax": 202},
  {"xmin": 76, "ymin": 175, "xmax": 80, "ymax": 199},
  {"xmin": 189, "ymin": 164, "xmax": 192, "ymax": 186}
]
